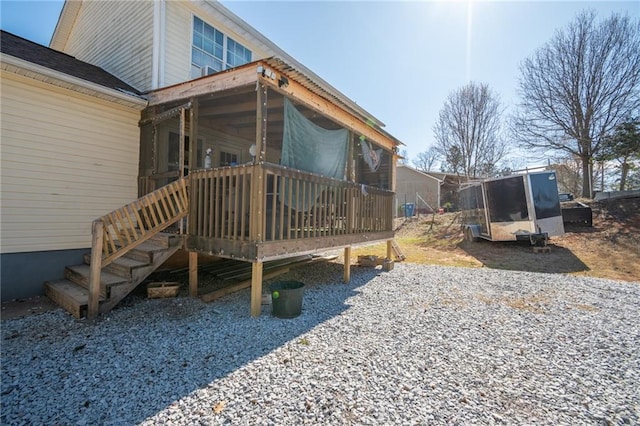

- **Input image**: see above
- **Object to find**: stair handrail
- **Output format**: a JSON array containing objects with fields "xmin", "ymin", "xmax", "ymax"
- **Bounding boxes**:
[{"xmin": 87, "ymin": 177, "xmax": 189, "ymax": 319}]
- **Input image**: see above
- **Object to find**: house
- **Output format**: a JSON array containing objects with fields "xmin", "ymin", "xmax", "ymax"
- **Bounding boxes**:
[
  {"xmin": 0, "ymin": 30, "xmax": 147, "ymax": 302},
  {"xmin": 395, "ymin": 165, "xmax": 465, "ymax": 215},
  {"xmin": 395, "ymin": 165, "xmax": 442, "ymax": 214},
  {"xmin": 0, "ymin": 1, "xmax": 403, "ymax": 318}
]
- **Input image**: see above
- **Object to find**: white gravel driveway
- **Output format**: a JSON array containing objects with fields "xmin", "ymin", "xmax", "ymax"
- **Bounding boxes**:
[{"xmin": 2, "ymin": 262, "xmax": 639, "ymax": 425}]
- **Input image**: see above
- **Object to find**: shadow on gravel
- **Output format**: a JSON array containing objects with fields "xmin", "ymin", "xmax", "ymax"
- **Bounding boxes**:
[
  {"xmin": 1, "ymin": 262, "xmax": 381, "ymax": 424},
  {"xmin": 458, "ymin": 239, "xmax": 589, "ymax": 274}
]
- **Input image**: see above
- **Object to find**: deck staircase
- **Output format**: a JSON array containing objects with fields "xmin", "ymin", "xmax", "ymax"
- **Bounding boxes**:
[
  {"xmin": 44, "ymin": 178, "xmax": 189, "ymax": 319},
  {"xmin": 44, "ymin": 233, "xmax": 182, "ymax": 318}
]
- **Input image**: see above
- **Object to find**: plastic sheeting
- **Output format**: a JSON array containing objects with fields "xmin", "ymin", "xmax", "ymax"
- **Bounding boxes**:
[
  {"xmin": 360, "ymin": 136, "xmax": 383, "ymax": 172},
  {"xmin": 281, "ymin": 98, "xmax": 349, "ymax": 179},
  {"xmin": 280, "ymin": 98, "xmax": 348, "ymax": 211}
]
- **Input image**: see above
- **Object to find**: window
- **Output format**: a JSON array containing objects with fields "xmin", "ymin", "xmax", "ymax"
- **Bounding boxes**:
[
  {"xmin": 191, "ymin": 16, "xmax": 252, "ymax": 79},
  {"xmin": 219, "ymin": 151, "xmax": 238, "ymax": 167}
]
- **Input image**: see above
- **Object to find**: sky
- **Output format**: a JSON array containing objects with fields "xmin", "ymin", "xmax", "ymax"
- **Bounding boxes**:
[{"xmin": 1, "ymin": 0, "xmax": 639, "ymax": 168}]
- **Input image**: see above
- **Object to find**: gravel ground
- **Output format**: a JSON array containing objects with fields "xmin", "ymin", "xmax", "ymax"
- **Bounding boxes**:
[{"xmin": 2, "ymin": 262, "xmax": 639, "ymax": 425}]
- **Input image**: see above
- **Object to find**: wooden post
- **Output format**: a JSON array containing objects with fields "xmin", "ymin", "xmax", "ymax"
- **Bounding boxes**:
[
  {"xmin": 152, "ymin": 122, "xmax": 158, "ymax": 176},
  {"xmin": 250, "ymin": 83, "xmax": 268, "ymax": 314},
  {"xmin": 386, "ymin": 240, "xmax": 393, "ymax": 260},
  {"xmin": 251, "ymin": 261, "xmax": 263, "ymax": 317},
  {"xmin": 179, "ymin": 108, "xmax": 186, "ymax": 179},
  {"xmin": 255, "ymin": 83, "xmax": 267, "ymax": 162},
  {"xmin": 185, "ymin": 100, "xmax": 197, "ymax": 237},
  {"xmin": 346, "ymin": 132, "xmax": 355, "ymax": 182},
  {"xmin": 189, "ymin": 98, "xmax": 199, "ymax": 169},
  {"xmin": 250, "ymin": 84, "xmax": 267, "ymax": 242},
  {"xmin": 87, "ymin": 220, "xmax": 104, "ymax": 320},
  {"xmin": 343, "ymin": 246, "xmax": 351, "ymax": 283},
  {"xmin": 189, "ymin": 251, "xmax": 198, "ymax": 297},
  {"xmin": 345, "ymin": 132, "xmax": 357, "ymax": 234}
]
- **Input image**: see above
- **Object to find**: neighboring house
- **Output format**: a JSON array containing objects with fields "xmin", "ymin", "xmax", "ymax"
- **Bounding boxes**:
[
  {"xmin": 395, "ymin": 165, "xmax": 442, "ymax": 214},
  {"xmin": 395, "ymin": 165, "xmax": 466, "ymax": 215},
  {"xmin": 423, "ymin": 171, "xmax": 468, "ymax": 211},
  {"xmin": 0, "ymin": 0, "xmax": 403, "ymax": 317}
]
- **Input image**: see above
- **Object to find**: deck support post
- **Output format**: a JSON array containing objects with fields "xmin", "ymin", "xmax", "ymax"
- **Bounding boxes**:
[
  {"xmin": 343, "ymin": 246, "xmax": 351, "ymax": 283},
  {"xmin": 189, "ymin": 251, "xmax": 198, "ymax": 297},
  {"xmin": 251, "ymin": 261, "xmax": 264, "ymax": 317},
  {"xmin": 386, "ymin": 240, "xmax": 393, "ymax": 260},
  {"xmin": 88, "ymin": 220, "xmax": 104, "ymax": 320}
]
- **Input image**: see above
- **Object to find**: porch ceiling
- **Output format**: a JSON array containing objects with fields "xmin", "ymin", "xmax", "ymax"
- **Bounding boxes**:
[
  {"xmin": 196, "ymin": 88, "xmax": 342, "ymax": 148},
  {"xmin": 144, "ymin": 58, "xmax": 403, "ymax": 151}
]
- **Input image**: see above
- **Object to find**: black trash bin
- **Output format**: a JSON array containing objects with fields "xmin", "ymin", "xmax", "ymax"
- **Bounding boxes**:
[{"xmin": 270, "ymin": 281, "xmax": 305, "ymax": 318}]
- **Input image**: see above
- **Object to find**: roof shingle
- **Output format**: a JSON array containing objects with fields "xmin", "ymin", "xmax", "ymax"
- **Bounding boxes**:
[{"xmin": 1, "ymin": 30, "xmax": 141, "ymax": 96}]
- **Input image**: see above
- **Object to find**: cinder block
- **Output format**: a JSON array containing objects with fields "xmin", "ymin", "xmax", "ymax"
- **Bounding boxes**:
[
  {"xmin": 382, "ymin": 259, "xmax": 394, "ymax": 271},
  {"xmin": 532, "ymin": 246, "xmax": 550, "ymax": 253}
]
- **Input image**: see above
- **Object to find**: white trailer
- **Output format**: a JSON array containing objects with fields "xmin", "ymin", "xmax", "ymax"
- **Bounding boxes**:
[{"xmin": 459, "ymin": 170, "xmax": 565, "ymax": 245}]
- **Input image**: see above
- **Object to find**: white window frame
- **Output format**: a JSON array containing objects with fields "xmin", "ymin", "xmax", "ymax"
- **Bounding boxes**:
[{"xmin": 191, "ymin": 15, "xmax": 252, "ymax": 79}]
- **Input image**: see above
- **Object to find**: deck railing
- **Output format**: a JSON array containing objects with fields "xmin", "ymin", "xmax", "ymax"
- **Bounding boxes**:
[
  {"xmin": 97, "ymin": 177, "xmax": 189, "ymax": 265},
  {"xmin": 87, "ymin": 177, "xmax": 189, "ymax": 318},
  {"xmin": 188, "ymin": 162, "xmax": 394, "ymax": 245}
]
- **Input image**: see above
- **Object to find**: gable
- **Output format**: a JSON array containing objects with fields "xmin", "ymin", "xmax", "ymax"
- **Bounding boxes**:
[
  {"xmin": 49, "ymin": 0, "xmax": 388, "ymax": 132},
  {"xmin": 397, "ymin": 165, "xmax": 441, "ymax": 183}
]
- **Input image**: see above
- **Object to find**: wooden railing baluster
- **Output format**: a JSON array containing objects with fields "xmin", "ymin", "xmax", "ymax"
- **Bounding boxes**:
[{"xmin": 186, "ymin": 163, "xmax": 393, "ymax": 248}]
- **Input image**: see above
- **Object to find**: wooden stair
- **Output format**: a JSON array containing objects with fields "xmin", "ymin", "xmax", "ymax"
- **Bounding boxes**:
[{"xmin": 44, "ymin": 233, "xmax": 182, "ymax": 318}]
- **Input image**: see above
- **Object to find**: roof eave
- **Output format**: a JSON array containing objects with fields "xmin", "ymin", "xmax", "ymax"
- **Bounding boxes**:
[{"xmin": 1, "ymin": 53, "xmax": 148, "ymax": 109}]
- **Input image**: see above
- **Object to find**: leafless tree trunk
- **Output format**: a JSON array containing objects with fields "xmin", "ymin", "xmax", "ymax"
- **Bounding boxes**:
[
  {"xmin": 512, "ymin": 11, "xmax": 640, "ymax": 198},
  {"xmin": 434, "ymin": 82, "xmax": 507, "ymax": 178}
]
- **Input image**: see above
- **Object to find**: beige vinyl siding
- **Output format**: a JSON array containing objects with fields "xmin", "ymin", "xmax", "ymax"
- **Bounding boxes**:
[
  {"xmin": 395, "ymin": 167, "xmax": 440, "ymax": 212},
  {"xmin": 0, "ymin": 71, "xmax": 141, "ymax": 254},
  {"xmin": 61, "ymin": 1, "xmax": 154, "ymax": 91},
  {"xmin": 162, "ymin": 1, "xmax": 192, "ymax": 87},
  {"xmin": 163, "ymin": 1, "xmax": 270, "ymax": 87}
]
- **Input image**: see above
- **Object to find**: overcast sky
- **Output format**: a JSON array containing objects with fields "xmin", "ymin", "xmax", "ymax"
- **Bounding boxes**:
[{"xmin": 2, "ymin": 0, "xmax": 639, "ymax": 168}]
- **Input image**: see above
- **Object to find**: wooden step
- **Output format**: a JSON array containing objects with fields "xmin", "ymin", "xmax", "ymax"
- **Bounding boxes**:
[
  {"xmin": 44, "ymin": 279, "xmax": 104, "ymax": 319},
  {"xmin": 147, "ymin": 232, "xmax": 180, "ymax": 248},
  {"xmin": 122, "ymin": 241, "xmax": 173, "ymax": 263},
  {"xmin": 64, "ymin": 264, "xmax": 128, "ymax": 298},
  {"xmin": 83, "ymin": 253, "xmax": 150, "ymax": 279}
]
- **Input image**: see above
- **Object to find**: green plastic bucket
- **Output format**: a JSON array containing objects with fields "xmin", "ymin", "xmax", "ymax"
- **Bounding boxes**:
[{"xmin": 270, "ymin": 281, "xmax": 305, "ymax": 318}]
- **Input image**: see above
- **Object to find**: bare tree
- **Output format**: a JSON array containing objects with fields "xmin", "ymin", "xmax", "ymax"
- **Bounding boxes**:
[
  {"xmin": 551, "ymin": 155, "xmax": 584, "ymax": 196},
  {"xmin": 434, "ymin": 82, "xmax": 507, "ymax": 178},
  {"xmin": 412, "ymin": 146, "xmax": 440, "ymax": 171},
  {"xmin": 398, "ymin": 149, "xmax": 409, "ymax": 165},
  {"xmin": 512, "ymin": 11, "xmax": 640, "ymax": 198}
]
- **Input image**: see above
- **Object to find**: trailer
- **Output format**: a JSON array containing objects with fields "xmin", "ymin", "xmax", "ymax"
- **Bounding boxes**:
[{"xmin": 459, "ymin": 170, "xmax": 564, "ymax": 245}]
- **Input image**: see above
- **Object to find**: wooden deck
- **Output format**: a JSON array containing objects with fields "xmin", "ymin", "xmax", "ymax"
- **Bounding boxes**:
[{"xmin": 187, "ymin": 162, "xmax": 395, "ymax": 261}]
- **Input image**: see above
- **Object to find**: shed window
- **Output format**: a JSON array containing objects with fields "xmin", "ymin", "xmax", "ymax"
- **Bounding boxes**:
[{"xmin": 191, "ymin": 16, "xmax": 252, "ymax": 79}]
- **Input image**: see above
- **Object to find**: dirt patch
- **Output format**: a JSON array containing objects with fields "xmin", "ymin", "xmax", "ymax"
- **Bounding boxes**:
[
  {"xmin": 350, "ymin": 197, "xmax": 640, "ymax": 283},
  {"xmin": 1, "ymin": 296, "xmax": 58, "ymax": 320}
]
